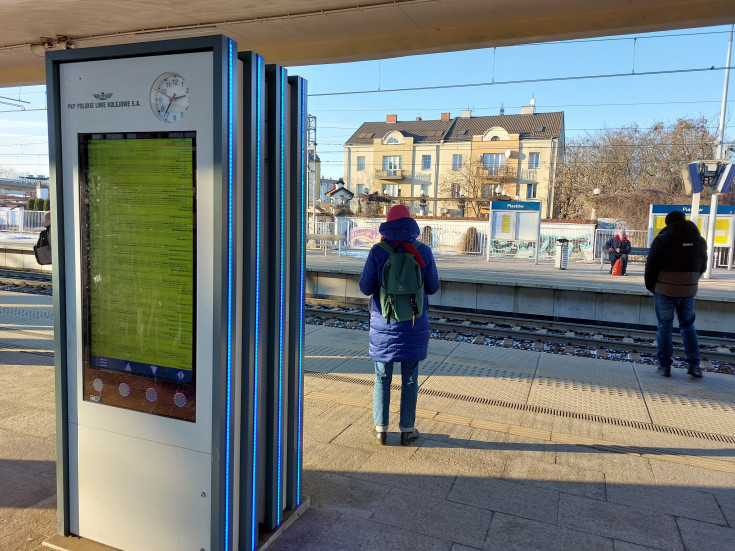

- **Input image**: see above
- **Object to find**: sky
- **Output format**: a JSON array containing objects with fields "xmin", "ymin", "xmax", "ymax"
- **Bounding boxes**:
[{"xmin": 1, "ymin": 24, "xmax": 733, "ymax": 179}]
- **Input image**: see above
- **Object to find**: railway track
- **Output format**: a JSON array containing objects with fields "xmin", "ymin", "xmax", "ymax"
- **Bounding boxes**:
[
  {"xmin": 2, "ymin": 268, "xmax": 732, "ymax": 372},
  {"xmin": 0, "ymin": 269, "xmax": 52, "ymax": 293},
  {"xmin": 306, "ymin": 298, "xmax": 735, "ymax": 373}
]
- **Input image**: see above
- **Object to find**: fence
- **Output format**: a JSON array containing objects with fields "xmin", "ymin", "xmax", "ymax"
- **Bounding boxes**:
[
  {"xmin": 593, "ymin": 229, "xmax": 648, "ymax": 260},
  {"xmin": 341, "ymin": 218, "xmax": 597, "ymax": 262},
  {"xmin": 0, "ymin": 209, "xmax": 48, "ymax": 233}
]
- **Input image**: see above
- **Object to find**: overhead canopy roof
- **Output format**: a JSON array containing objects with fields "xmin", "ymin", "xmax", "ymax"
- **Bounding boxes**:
[{"xmin": 1, "ymin": 0, "xmax": 734, "ymax": 86}]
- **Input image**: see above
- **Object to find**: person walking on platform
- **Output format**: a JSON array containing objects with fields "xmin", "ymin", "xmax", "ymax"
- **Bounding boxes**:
[
  {"xmin": 645, "ymin": 210, "xmax": 707, "ymax": 378},
  {"xmin": 605, "ymin": 228, "xmax": 632, "ymax": 275},
  {"xmin": 359, "ymin": 205, "xmax": 439, "ymax": 446}
]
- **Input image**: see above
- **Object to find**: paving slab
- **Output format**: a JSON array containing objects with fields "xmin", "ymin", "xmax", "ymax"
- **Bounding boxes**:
[
  {"xmin": 647, "ymin": 459, "xmax": 735, "ymax": 500},
  {"xmin": 558, "ymin": 493, "xmax": 684, "ymax": 550},
  {"xmin": 713, "ymin": 492, "xmax": 735, "ymax": 527},
  {"xmin": 676, "ymin": 517, "xmax": 735, "ymax": 551},
  {"xmin": 605, "ymin": 482, "xmax": 726, "ymax": 525},
  {"xmin": 502, "ymin": 456, "xmax": 606, "ymax": 501},
  {"xmin": 483, "ymin": 512, "xmax": 614, "ymax": 551},
  {"xmin": 372, "ymin": 488, "xmax": 493, "ymax": 549},
  {"xmin": 448, "ymin": 476, "xmax": 560, "ymax": 525},
  {"xmin": 303, "ymin": 470, "xmax": 390, "ymax": 519}
]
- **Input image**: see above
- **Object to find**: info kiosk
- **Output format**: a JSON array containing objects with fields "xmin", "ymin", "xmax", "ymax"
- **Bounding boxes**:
[
  {"xmin": 45, "ymin": 37, "xmax": 307, "ymax": 551},
  {"xmin": 485, "ymin": 201, "xmax": 542, "ymax": 264}
]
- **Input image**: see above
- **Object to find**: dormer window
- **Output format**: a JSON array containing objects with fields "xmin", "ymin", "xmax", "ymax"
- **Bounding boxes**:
[
  {"xmin": 491, "ymin": 136, "xmax": 500, "ymax": 141},
  {"xmin": 386, "ymin": 137, "xmax": 399, "ymax": 144}
]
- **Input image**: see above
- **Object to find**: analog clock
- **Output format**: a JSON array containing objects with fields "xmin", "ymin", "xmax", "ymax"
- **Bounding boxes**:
[{"xmin": 150, "ymin": 72, "xmax": 190, "ymax": 123}]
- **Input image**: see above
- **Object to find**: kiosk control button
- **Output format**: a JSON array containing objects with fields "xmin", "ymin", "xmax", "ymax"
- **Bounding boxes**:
[
  {"xmin": 119, "ymin": 383, "xmax": 130, "ymax": 397},
  {"xmin": 145, "ymin": 388, "xmax": 158, "ymax": 402},
  {"xmin": 92, "ymin": 378, "xmax": 104, "ymax": 392},
  {"xmin": 174, "ymin": 393, "xmax": 187, "ymax": 407}
]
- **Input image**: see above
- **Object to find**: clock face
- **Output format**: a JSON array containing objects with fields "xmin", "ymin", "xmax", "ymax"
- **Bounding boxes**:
[{"xmin": 150, "ymin": 72, "xmax": 190, "ymax": 123}]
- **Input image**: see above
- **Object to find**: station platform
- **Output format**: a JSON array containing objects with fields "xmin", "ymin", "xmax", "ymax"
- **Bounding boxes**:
[
  {"xmin": 2, "ymin": 290, "xmax": 734, "ymax": 550},
  {"xmin": 306, "ymin": 251, "xmax": 735, "ymax": 336},
  {"xmin": 0, "ymin": 233, "xmax": 50, "ymax": 272}
]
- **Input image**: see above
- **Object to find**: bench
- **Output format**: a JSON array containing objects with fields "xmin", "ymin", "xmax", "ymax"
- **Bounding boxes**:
[
  {"xmin": 600, "ymin": 247, "xmax": 649, "ymax": 271},
  {"xmin": 307, "ymin": 233, "xmax": 346, "ymax": 256}
]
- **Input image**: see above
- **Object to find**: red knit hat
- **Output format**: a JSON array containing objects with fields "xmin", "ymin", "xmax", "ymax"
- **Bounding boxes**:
[{"xmin": 386, "ymin": 205, "xmax": 411, "ymax": 222}]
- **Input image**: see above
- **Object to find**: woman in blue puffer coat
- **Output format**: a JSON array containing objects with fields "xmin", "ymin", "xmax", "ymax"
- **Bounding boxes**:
[{"xmin": 359, "ymin": 205, "xmax": 440, "ymax": 446}]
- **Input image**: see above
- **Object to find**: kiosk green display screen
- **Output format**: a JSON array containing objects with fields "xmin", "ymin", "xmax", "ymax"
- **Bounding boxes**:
[{"xmin": 79, "ymin": 132, "xmax": 196, "ymax": 421}]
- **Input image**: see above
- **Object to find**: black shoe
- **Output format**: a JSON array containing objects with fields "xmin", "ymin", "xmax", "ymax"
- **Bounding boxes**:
[
  {"xmin": 657, "ymin": 367, "xmax": 671, "ymax": 377},
  {"xmin": 372, "ymin": 429, "xmax": 386, "ymax": 445},
  {"xmin": 400, "ymin": 429, "xmax": 420, "ymax": 446},
  {"xmin": 687, "ymin": 366, "xmax": 703, "ymax": 378}
]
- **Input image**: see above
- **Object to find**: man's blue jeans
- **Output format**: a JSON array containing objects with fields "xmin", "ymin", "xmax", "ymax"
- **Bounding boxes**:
[
  {"xmin": 373, "ymin": 360, "xmax": 419, "ymax": 433},
  {"xmin": 654, "ymin": 293, "xmax": 700, "ymax": 369}
]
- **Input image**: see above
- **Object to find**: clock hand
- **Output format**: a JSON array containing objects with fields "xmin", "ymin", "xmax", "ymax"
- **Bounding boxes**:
[{"xmin": 156, "ymin": 88, "xmax": 175, "ymax": 100}]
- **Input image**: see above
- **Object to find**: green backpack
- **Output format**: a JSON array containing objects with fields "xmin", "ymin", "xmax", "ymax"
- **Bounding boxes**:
[{"xmin": 377, "ymin": 240, "xmax": 425, "ymax": 326}]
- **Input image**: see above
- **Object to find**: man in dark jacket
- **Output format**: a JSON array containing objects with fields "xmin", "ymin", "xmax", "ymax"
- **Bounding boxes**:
[
  {"xmin": 359, "ymin": 205, "xmax": 440, "ymax": 446},
  {"xmin": 644, "ymin": 210, "xmax": 707, "ymax": 377},
  {"xmin": 605, "ymin": 229, "xmax": 632, "ymax": 275}
]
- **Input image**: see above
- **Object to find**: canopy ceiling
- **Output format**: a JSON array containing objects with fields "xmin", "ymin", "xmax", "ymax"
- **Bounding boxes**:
[{"xmin": 1, "ymin": 0, "xmax": 734, "ymax": 86}]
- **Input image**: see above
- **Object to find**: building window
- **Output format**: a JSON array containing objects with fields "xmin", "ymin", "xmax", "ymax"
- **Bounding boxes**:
[
  {"xmin": 421, "ymin": 155, "xmax": 431, "ymax": 170},
  {"xmin": 386, "ymin": 136, "xmax": 399, "ymax": 144},
  {"xmin": 452, "ymin": 154, "xmax": 463, "ymax": 170},
  {"xmin": 397, "ymin": 187, "xmax": 401, "ymax": 197},
  {"xmin": 483, "ymin": 153, "xmax": 506, "ymax": 175},
  {"xmin": 528, "ymin": 152, "xmax": 540, "ymax": 169},
  {"xmin": 382, "ymin": 156, "xmax": 402, "ymax": 176},
  {"xmin": 491, "ymin": 136, "xmax": 500, "ymax": 141},
  {"xmin": 357, "ymin": 156, "xmax": 365, "ymax": 171},
  {"xmin": 526, "ymin": 183, "xmax": 537, "ymax": 199}
]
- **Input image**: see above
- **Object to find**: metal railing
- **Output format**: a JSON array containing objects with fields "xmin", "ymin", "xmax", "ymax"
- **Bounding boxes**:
[
  {"xmin": 593, "ymin": 229, "xmax": 648, "ymax": 260},
  {"xmin": 0, "ymin": 210, "xmax": 48, "ymax": 233},
  {"xmin": 374, "ymin": 169, "xmax": 405, "ymax": 180}
]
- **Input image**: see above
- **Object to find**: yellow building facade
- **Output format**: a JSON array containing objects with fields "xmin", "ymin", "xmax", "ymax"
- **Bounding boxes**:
[{"xmin": 344, "ymin": 109, "xmax": 564, "ymax": 217}]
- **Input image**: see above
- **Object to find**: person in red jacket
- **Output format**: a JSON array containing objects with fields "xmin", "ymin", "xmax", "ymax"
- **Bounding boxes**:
[{"xmin": 605, "ymin": 229, "xmax": 632, "ymax": 275}]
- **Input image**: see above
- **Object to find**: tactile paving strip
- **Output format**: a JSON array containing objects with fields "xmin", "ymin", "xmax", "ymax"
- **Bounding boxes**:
[
  {"xmin": 645, "ymin": 390, "xmax": 735, "ymax": 438},
  {"xmin": 444, "ymin": 341, "xmax": 540, "ymax": 376},
  {"xmin": 528, "ymin": 377, "xmax": 651, "ymax": 423},
  {"xmin": 421, "ymin": 361, "xmax": 534, "ymax": 404}
]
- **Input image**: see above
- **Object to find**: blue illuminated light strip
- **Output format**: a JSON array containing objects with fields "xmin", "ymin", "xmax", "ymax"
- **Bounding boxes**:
[
  {"xmin": 277, "ymin": 65, "xmax": 285, "ymax": 525},
  {"xmin": 297, "ymin": 82, "xmax": 306, "ymax": 500},
  {"xmin": 225, "ymin": 38, "xmax": 235, "ymax": 550},
  {"xmin": 251, "ymin": 54, "xmax": 263, "ymax": 551}
]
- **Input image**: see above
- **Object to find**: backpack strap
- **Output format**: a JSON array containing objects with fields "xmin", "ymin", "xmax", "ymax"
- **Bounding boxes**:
[
  {"xmin": 377, "ymin": 241, "xmax": 396, "ymax": 255},
  {"xmin": 378, "ymin": 239, "xmax": 426, "ymax": 267}
]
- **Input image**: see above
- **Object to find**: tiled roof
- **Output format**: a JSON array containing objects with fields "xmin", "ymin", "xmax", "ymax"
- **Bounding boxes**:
[
  {"xmin": 345, "ymin": 120, "xmax": 454, "ymax": 145},
  {"xmin": 344, "ymin": 112, "xmax": 563, "ymax": 145}
]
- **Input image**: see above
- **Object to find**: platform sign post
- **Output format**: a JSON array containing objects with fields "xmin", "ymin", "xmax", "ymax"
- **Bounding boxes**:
[
  {"xmin": 486, "ymin": 201, "xmax": 541, "ymax": 263},
  {"xmin": 46, "ymin": 36, "xmax": 242, "ymax": 551}
]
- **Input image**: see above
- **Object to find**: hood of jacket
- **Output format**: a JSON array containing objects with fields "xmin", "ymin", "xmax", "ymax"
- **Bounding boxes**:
[
  {"xmin": 379, "ymin": 216, "xmax": 421, "ymax": 242},
  {"xmin": 662, "ymin": 219, "xmax": 701, "ymax": 243}
]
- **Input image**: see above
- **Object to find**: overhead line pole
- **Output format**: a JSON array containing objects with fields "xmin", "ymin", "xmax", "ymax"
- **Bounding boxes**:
[{"xmin": 704, "ymin": 24, "xmax": 733, "ymax": 279}]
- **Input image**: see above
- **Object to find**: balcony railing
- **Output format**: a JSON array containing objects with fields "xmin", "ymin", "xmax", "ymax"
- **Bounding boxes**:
[
  {"xmin": 518, "ymin": 169, "xmax": 539, "ymax": 182},
  {"xmin": 374, "ymin": 168, "xmax": 405, "ymax": 180},
  {"xmin": 480, "ymin": 165, "xmax": 517, "ymax": 181}
]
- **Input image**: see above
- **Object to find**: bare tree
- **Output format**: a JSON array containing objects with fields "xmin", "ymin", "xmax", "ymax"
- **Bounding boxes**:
[
  {"xmin": 439, "ymin": 157, "xmax": 513, "ymax": 217},
  {"xmin": 556, "ymin": 117, "xmax": 725, "ymax": 225}
]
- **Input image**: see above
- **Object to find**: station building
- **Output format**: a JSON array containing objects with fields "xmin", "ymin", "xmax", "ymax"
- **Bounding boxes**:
[{"xmin": 343, "ymin": 106, "xmax": 565, "ymax": 218}]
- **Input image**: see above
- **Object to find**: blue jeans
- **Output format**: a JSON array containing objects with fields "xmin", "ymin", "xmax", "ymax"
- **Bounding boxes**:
[
  {"xmin": 654, "ymin": 293, "xmax": 700, "ymax": 369},
  {"xmin": 373, "ymin": 361, "xmax": 419, "ymax": 432}
]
